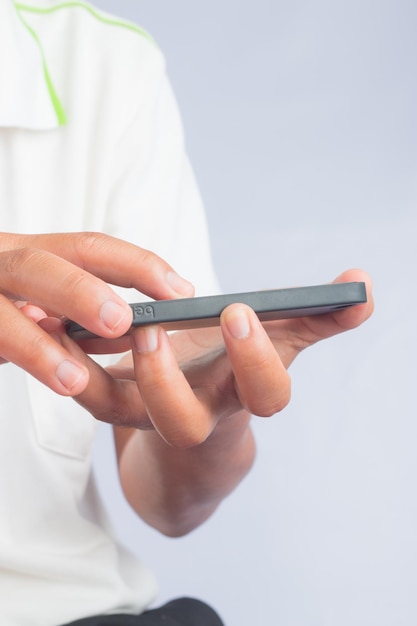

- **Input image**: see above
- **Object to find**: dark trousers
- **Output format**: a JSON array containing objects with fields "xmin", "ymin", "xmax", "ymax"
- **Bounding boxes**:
[{"xmin": 61, "ymin": 598, "xmax": 224, "ymax": 626}]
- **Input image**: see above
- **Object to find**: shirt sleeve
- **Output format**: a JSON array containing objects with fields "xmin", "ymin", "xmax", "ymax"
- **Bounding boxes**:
[{"xmin": 102, "ymin": 47, "xmax": 220, "ymax": 299}]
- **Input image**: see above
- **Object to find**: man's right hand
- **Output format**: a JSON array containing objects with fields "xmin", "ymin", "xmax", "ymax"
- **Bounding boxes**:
[{"xmin": 0, "ymin": 232, "xmax": 194, "ymax": 395}]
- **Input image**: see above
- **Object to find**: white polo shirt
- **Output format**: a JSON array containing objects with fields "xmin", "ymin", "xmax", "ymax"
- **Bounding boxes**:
[{"xmin": 0, "ymin": 1, "xmax": 219, "ymax": 624}]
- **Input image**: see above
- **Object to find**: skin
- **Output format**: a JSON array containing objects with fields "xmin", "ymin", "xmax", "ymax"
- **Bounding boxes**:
[
  {"xmin": 0, "ymin": 231, "xmax": 194, "ymax": 393},
  {"xmin": 0, "ymin": 233, "xmax": 373, "ymax": 537}
]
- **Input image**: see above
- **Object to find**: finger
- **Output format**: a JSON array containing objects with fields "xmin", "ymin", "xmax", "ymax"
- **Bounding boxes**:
[
  {"xmin": 267, "ymin": 269, "xmax": 374, "ymax": 368},
  {"xmin": 0, "ymin": 302, "xmax": 48, "ymax": 367},
  {"xmin": 0, "ymin": 247, "xmax": 190, "ymax": 340},
  {"xmin": 0, "ymin": 246, "xmax": 136, "ymax": 338},
  {"xmin": 220, "ymin": 304, "xmax": 291, "ymax": 417},
  {"xmin": 7, "ymin": 232, "xmax": 195, "ymax": 300},
  {"xmin": 301, "ymin": 269, "xmax": 373, "ymax": 336},
  {"xmin": 0, "ymin": 301, "xmax": 89, "ymax": 395},
  {"xmin": 131, "ymin": 326, "xmax": 218, "ymax": 448},
  {"xmin": 0, "ymin": 232, "xmax": 195, "ymax": 340},
  {"xmin": 43, "ymin": 322, "xmax": 151, "ymax": 426}
]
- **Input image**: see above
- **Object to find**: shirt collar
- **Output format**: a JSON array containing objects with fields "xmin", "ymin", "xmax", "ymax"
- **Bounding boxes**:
[{"xmin": 0, "ymin": 0, "xmax": 62, "ymax": 129}]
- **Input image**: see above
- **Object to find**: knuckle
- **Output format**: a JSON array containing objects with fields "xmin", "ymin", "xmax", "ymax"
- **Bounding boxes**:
[
  {"xmin": 137, "ymin": 248, "xmax": 163, "ymax": 275},
  {"xmin": 153, "ymin": 403, "xmax": 212, "ymax": 450},
  {"xmin": 285, "ymin": 319, "xmax": 320, "ymax": 353},
  {"xmin": 2, "ymin": 247, "xmax": 40, "ymax": 276},
  {"xmin": 94, "ymin": 405, "xmax": 129, "ymax": 427},
  {"xmin": 245, "ymin": 377, "xmax": 292, "ymax": 417},
  {"xmin": 266, "ymin": 390, "xmax": 291, "ymax": 416},
  {"xmin": 21, "ymin": 330, "xmax": 56, "ymax": 369},
  {"xmin": 0, "ymin": 233, "xmax": 25, "ymax": 254},
  {"xmin": 58, "ymin": 267, "xmax": 92, "ymax": 296},
  {"xmin": 140, "ymin": 370, "xmax": 172, "ymax": 395},
  {"xmin": 78, "ymin": 231, "xmax": 107, "ymax": 249},
  {"xmin": 73, "ymin": 232, "xmax": 109, "ymax": 264},
  {"xmin": 88, "ymin": 392, "xmax": 123, "ymax": 424},
  {"xmin": 80, "ymin": 385, "xmax": 149, "ymax": 429},
  {"xmin": 0, "ymin": 248, "xmax": 47, "ymax": 299},
  {"xmin": 166, "ymin": 423, "xmax": 211, "ymax": 449}
]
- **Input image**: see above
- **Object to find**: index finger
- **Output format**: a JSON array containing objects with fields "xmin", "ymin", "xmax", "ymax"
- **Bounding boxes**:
[
  {"xmin": 0, "ymin": 232, "xmax": 194, "ymax": 339},
  {"xmin": 25, "ymin": 232, "xmax": 195, "ymax": 301}
]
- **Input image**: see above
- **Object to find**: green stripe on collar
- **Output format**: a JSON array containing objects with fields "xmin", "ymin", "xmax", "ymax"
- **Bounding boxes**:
[
  {"xmin": 13, "ymin": 1, "xmax": 156, "ymax": 127},
  {"xmin": 14, "ymin": 2, "xmax": 155, "ymax": 44},
  {"xmin": 13, "ymin": 4, "xmax": 67, "ymax": 126}
]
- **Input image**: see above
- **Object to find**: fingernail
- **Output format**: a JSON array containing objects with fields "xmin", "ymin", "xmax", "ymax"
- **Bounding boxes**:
[
  {"xmin": 225, "ymin": 307, "xmax": 251, "ymax": 339},
  {"xmin": 56, "ymin": 360, "xmax": 86, "ymax": 391},
  {"xmin": 100, "ymin": 300, "xmax": 130, "ymax": 332},
  {"xmin": 132, "ymin": 326, "xmax": 159, "ymax": 353},
  {"xmin": 167, "ymin": 271, "xmax": 195, "ymax": 297}
]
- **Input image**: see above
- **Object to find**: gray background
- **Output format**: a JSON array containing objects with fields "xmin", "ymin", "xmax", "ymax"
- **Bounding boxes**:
[{"xmin": 91, "ymin": 2, "xmax": 416, "ymax": 625}]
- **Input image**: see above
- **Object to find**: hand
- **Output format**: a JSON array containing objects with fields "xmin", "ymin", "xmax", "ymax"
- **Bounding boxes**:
[
  {"xmin": 47, "ymin": 268, "xmax": 373, "ymax": 535},
  {"xmin": 57, "ymin": 269, "xmax": 373, "ymax": 445},
  {"xmin": 0, "ymin": 232, "xmax": 194, "ymax": 395}
]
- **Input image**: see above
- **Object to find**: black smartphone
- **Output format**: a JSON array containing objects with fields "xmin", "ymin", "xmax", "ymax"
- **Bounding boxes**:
[{"xmin": 65, "ymin": 281, "xmax": 367, "ymax": 340}]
